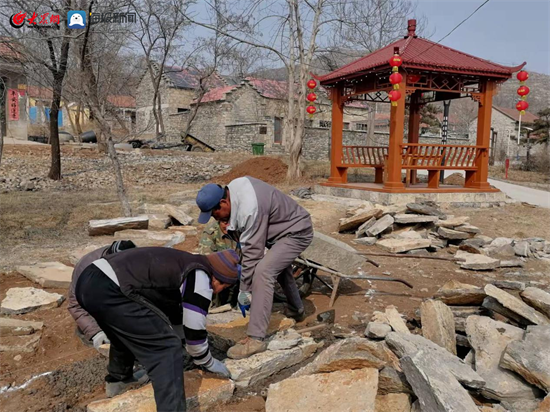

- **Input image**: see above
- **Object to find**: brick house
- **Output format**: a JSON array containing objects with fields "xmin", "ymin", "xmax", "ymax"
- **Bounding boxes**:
[
  {"xmin": 469, "ymin": 106, "xmax": 539, "ymax": 161},
  {"xmin": 1, "ymin": 38, "xmax": 27, "ymax": 140}
]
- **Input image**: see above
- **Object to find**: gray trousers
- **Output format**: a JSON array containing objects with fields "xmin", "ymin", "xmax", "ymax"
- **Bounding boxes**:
[{"xmin": 248, "ymin": 227, "xmax": 313, "ymax": 338}]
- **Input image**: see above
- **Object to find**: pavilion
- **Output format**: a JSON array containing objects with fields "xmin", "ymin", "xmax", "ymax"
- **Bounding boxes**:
[{"xmin": 316, "ymin": 19, "xmax": 525, "ymax": 193}]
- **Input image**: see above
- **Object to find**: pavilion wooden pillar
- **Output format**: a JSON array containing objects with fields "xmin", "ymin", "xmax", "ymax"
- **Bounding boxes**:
[
  {"xmin": 407, "ymin": 90, "xmax": 421, "ymax": 185},
  {"xmin": 328, "ymin": 86, "xmax": 347, "ymax": 183},
  {"xmin": 465, "ymin": 79, "xmax": 494, "ymax": 189},
  {"xmin": 384, "ymin": 73, "xmax": 406, "ymax": 191}
]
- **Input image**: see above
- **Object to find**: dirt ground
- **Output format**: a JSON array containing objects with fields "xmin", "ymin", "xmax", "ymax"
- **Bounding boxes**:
[{"xmin": 2, "ymin": 145, "xmax": 550, "ymax": 411}]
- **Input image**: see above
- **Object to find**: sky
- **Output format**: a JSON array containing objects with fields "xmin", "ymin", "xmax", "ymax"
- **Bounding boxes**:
[{"xmin": 415, "ymin": 0, "xmax": 550, "ymax": 74}]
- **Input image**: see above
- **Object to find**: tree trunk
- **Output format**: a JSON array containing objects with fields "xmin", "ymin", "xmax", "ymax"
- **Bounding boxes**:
[
  {"xmin": 75, "ymin": 103, "xmax": 83, "ymax": 136},
  {"xmin": 105, "ymin": 133, "xmax": 132, "ymax": 216},
  {"xmin": 48, "ymin": 85, "xmax": 62, "ymax": 180},
  {"xmin": 0, "ymin": 132, "xmax": 3, "ymax": 168},
  {"xmin": 156, "ymin": 92, "xmax": 165, "ymax": 139},
  {"xmin": 181, "ymin": 85, "xmax": 206, "ymax": 141}
]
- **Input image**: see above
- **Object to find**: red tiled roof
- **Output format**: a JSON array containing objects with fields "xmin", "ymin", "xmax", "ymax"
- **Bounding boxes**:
[
  {"xmin": 107, "ymin": 95, "xmax": 135, "ymax": 108},
  {"xmin": 317, "ymin": 26, "xmax": 525, "ymax": 84},
  {"xmin": 247, "ymin": 78, "xmax": 288, "ymax": 99},
  {"xmin": 163, "ymin": 65, "xmax": 226, "ymax": 90},
  {"xmin": 494, "ymin": 106, "xmax": 538, "ymax": 123},
  {"xmin": 197, "ymin": 85, "xmax": 240, "ymax": 103}
]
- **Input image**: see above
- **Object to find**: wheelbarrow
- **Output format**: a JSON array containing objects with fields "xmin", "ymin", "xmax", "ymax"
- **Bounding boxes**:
[{"xmin": 290, "ymin": 232, "xmax": 413, "ymax": 307}]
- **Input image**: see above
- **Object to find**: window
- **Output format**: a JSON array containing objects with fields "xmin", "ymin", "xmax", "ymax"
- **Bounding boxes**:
[
  {"xmin": 355, "ymin": 123, "xmax": 368, "ymax": 131},
  {"xmin": 259, "ymin": 126, "xmax": 267, "ymax": 134},
  {"xmin": 177, "ymin": 108, "xmax": 189, "ymax": 113},
  {"xmin": 343, "ymin": 122, "xmax": 350, "ymax": 130},
  {"xmin": 274, "ymin": 117, "xmax": 283, "ymax": 143},
  {"xmin": 319, "ymin": 120, "xmax": 331, "ymax": 129}
]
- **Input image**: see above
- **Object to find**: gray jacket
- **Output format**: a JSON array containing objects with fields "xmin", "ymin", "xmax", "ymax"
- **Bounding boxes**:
[
  {"xmin": 227, "ymin": 177, "xmax": 312, "ymax": 291},
  {"xmin": 67, "ymin": 246, "xmax": 108, "ymax": 340}
]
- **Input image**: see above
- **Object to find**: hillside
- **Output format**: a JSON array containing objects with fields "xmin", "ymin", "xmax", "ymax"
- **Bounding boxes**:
[{"xmin": 494, "ymin": 70, "xmax": 549, "ymax": 114}]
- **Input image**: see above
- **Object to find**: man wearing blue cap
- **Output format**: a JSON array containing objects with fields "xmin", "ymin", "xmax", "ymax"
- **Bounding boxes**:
[{"xmin": 196, "ymin": 176, "xmax": 313, "ymax": 359}]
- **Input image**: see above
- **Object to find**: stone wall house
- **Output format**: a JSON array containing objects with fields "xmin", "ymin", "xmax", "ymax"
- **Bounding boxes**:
[
  {"xmin": 172, "ymin": 78, "xmax": 373, "ymax": 159},
  {"xmin": 135, "ymin": 63, "xmax": 225, "ymax": 139},
  {"xmin": 469, "ymin": 106, "xmax": 539, "ymax": 162}
]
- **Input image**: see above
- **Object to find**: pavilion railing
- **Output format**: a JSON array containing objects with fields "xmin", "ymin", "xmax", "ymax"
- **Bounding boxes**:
[
  {"xmin": 341, "ymin": 145, "xmax": 388, "ymax": 167},
  {"xmin": 400, "ymin": 143, "xmax": 486, "ymax": 170}
]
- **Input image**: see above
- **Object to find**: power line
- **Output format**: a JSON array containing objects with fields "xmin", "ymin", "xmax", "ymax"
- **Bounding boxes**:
[{"xmin": 414, "ymin": 0, "xmax": 491, "ymax": 60}]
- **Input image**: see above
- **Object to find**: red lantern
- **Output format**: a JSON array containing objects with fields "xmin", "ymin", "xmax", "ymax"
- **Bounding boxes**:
[
  {"xmin": 306, "ymin": 105, "xmax": 316, "ymax": 115},
  {"xmin": 306, "ymin": 92, "xmax": 317, "ymax": 102},
  {"xmin": 516, "ymin": 100, "xmax": 529, "ymax": 112},
  {"xmin": 307, "ymin": 79, "xmax": 317, "ymax": 89},
  {"xmin": 389, "ymin": 72, "xmax": 403, "ymax": 85},
  {"xmin": 517, "ymin": 85, "xmax": 530, "ymax": 97},
  {"xmin": 408, "ymin": 74, "xmax": 421, "ymax": 83},
  {"xmin": 388, "ymin": 55, "xmax": 402, "ymax": 67},
  {"xmin": 388, "ymin": 90, "xmax": 402, "ymax": 106},
  {"xmin": 516, "ymin": 71, "xmax": 529, "ymax": 82}
]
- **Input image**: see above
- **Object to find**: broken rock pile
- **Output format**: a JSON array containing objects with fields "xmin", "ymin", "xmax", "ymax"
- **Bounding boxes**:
[{"xmin": 339, "ymin": 200, "xmax": 550, "ymax": 269}]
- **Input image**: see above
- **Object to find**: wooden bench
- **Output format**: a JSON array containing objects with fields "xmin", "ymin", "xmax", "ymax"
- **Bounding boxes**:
[
  {"xmin": 341, "ymin": 146, "xmax": 388, "ymax": 183},
  {"xmin": 400, "ymin": 144, "xmax": 484, "ymax": 188}
]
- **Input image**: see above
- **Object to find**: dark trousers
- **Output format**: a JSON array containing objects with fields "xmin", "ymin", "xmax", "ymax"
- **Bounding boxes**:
[{"xmin": 76, "ymin": 265, "xmax": 185, "ymax": 412}]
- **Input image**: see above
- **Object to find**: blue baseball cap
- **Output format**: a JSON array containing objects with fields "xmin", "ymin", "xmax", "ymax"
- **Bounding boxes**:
[{"xmin": 196, "ymin": 184, "xmax": 225, "ymax": 224}]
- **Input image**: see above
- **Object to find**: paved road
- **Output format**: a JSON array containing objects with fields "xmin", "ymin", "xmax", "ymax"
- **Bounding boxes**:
[{"xmin": 418, "ymin": 170, "xmax": 550, "ymax": 209}]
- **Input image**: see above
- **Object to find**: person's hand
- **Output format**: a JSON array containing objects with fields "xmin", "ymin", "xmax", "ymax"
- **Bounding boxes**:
[
  {"xmin": 238, "ymin": 290, "xmax": 252, "ymax": 306},
  {"xmin": 92, "ymin": 331, "xmax": 110, "ymax": 349},
  {"xmin": 205, "ymin": 358, "xmax": 231, "ymax": 378}
]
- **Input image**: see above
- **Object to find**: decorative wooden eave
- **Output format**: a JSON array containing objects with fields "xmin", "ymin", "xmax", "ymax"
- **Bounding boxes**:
[{"xmin": 315, "ymin": 20, "xmax": 525, "ymax": 87}]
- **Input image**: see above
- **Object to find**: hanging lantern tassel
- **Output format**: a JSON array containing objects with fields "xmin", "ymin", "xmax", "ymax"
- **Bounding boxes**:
[{"xmin": 389, "ymin": 90, "xmax": 401, "ymax": 107}]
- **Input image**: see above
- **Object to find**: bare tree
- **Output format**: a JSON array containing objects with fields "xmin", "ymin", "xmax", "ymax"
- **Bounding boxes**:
[
  {"xmin": 186, "ymin": 0, "xmax": 427, "ymax": 180},
  {"xmin": 0, "ymin": 0, "xmax": 72, "ymax": 180},
  {"xmin": 0, "ymin": 76, "xmax": 5, "ymax": 167},
  {"xmin": 130, "ymin": 0, "xmax": 190, "ymax": 140}
]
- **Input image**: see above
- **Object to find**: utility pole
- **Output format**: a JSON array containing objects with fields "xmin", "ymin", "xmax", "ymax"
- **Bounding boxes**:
[{"xmin": 440, "ymin": 100, "xmax": 451, "ymax": 184}]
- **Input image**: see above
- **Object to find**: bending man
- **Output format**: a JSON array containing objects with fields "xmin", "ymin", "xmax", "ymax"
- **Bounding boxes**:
[
  {"xmin": 196, "ymin": 176, "xmax": 313, "ymax": 359},
  {"xmin": 75, "ymin": 247, "xmax": 240, "ymax": 411}
]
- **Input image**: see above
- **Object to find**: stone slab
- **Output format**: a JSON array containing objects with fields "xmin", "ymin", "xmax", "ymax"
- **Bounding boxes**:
[
  {"xmin": 434, "ymin": 280, "xmax": 486, "ymax": 305},
  {"xmin": 456, "ymin": 251, "xmax": 500, "ymax": 271},
  {"xmin": 353, "ymin": 237, "xmax": 378, "ymax": 246},
  {"xmin": 16, "ymin": 262, "xmax": 73, "ymax": 288},
  {"xmin": 356, "ymin": 217, "xmax": 377, "ymax": 238},
  {"xmin": 501, "ymin": 325, "xmax": 550, "ymax": 392},
  {"xmin": 455, "ymin": 224, "xmax": 481, "ymax": 234},
  {"xmin": 366, "ymin": 322, "xmax": 392, "ymax": 339},
  {"xmin": 87, "ymin": 370, "xmax": 234, "ymax": 412},
  {"xmin": 207, "ymin": 313, "xmax": 295, "ymax": 352},
  {"xmin": 226, "ymin": 337, "xmax": 321, "ymax": 387},
  {"xmin": 292, "ymin": 338, "xmax": 399, "ymax": 378},
  {"xmin": 400, "ymin": 351, "xmax": 479, "ymax": 412},
  {"xmin": 0, "ymin": 318, "xmax": 43, "ymax": 336},
  {"xmin": 438, "ymin": 227, "xmax": 471, "ymax": 240},
  {"xmin": 266, "ymin": 329, "xmax": 302, "ymax": 351},
  {"xmin": 113, "ymin": 229, "xmax": 185, "ymax": 247},
  {"xmin": 0, "ymin": 334, "xmax": 41, "ymax": 352},
  {"xmin": 164, "ymin": 204, "xmax": 194, "ymax": 226},
  {"xmin": 339, "ymin": 209, "xmax": 383, "ymax": 232},
  {"xmin": 521, "ymin": 287, "xmax": 550, "ymax": 318},
  {"xmin": 466, "ymin": 315, "xmax": 538, "ymax": 401},
  {"xmin": 535, "ymin": 395, "xmax": 550, "ymax": 412},
  {"xmin": 406, "ymin": 203, "xmax": 447, "ymax": 219},
  {"xmin": 385, "ymin": 306, "xmax": 410, "ymax": 334},
  {"xmin": 147, "ymin": 214, "xmax": 171, "ymax": 230},
  {"xmin": 514, "ymin": 241, "xmax": 531, "ymax": 257},
  {"xmin": 378, "ymin": 366, "xmax": 413, "ymax": 394},
  {"xmin": 385, "ymin": 332, "xmax": 485, "ymax": 389},
  {"xmin": 420, "ymin": 300, "xmax": 456, "ymax": 354},
  {"xmin": 265, "ymin": 368, "xmax": 379, "ymax": 412},
  {"xmin": 88, "ymin": 215, "xmax": 149, "ymax": 236},
  {"xmin": 301, "ymin": 231, "xmax": 365, "ymax": 275},
  {"xmin": 376, "ymin": 238, "xmax": 431, "ymax": 254},
  {"xmin": 435, "ymin": 216, "xmax": 469, "ymax": 228},
  {"xmin": 366, "ymin": 215, "xmax": 395, "ymax": 237},
  {"xmin": 375, "ymin": 393, "xmax": 411, "ymax": 412},
  {"xmin": 394, "ymin": 214, "xmax": 439, "ymax": 224},
  {"xmin": 485, "ymin": 284, "xmax": 550, "ymax": 325},
  {"xmin": 1, "ymin": 287, "xmax": 65, "ymax": 315}
]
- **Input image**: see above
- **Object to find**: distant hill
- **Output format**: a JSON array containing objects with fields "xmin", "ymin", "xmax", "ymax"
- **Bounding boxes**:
[{"xmin": 494, "ymin": 71, "xmax": 549, "ymax": 115}]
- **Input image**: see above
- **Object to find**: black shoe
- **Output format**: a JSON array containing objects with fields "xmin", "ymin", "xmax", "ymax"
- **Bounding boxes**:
[
  {"xmin": 284, "ymin": 307, "xmax": 306, "ymax": 322},
  {"xmin": 105, "ymin": 369, "xmax": 149, "ymax": 398}
]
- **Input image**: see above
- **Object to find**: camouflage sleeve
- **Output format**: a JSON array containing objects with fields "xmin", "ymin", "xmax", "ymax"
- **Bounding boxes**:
[{"xmin": 198, "ymin": 221, "xmax": 233, "ymax": 254}]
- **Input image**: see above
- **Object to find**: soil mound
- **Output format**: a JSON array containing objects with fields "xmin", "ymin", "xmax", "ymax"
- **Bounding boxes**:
[
  {"xmin": 215, "ymin": 157, "xmax": 288, "ymax": 185},
  {"xmin": 444, "ymin": 172, "xmax": 465, "ymax": 186}
]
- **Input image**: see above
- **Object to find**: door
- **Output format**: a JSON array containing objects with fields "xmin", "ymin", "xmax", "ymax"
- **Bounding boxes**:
[{"xmin": 274, "ymin": 117, "xmax": 282, "ymax": 144}]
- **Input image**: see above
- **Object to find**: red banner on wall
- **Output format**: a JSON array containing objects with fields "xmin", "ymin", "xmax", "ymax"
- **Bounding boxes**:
[{"xmin": 8, "ymin": 89, "xmax": 19, "ymax": 121}]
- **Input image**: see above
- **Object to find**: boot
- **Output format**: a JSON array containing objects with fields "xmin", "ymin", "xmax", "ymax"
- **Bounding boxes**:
[
  {"xmin": 105, "ymin": 368, "xmax": 149, "ymax": 398},
  {"xmin": 284, "ymin": 306, "xmax": 306, "ymax": 322},
  {"xmin": 227, "ymin": 337, "xmax": 267, "ymax": 360}
]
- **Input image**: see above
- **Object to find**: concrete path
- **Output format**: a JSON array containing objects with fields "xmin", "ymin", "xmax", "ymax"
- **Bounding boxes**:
[{"xmin": 420, "ymin": 170, "xmax": 550, "ymax": 209}]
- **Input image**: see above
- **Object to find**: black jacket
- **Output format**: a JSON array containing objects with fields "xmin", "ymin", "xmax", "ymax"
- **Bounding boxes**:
[{"xmin": 103, "ymin": 247, "xmax": 212, "ymax": 324}]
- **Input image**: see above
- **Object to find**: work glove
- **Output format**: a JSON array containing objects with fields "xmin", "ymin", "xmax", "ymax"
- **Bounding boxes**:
[
  {"xmin": 238, "ymin": 290, "xmax": 252, "ymax": 306},
  {"xmin": 92, "ymin": 331, "xmax": 110, "ymax": 349},
  {"xmin": 204, "ymin": 358, "xmax": 231, "ymax": 378}
]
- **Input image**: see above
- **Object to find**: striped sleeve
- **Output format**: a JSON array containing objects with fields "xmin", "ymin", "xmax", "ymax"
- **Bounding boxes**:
[{"xmin": 182, "ymin": 269, "xmax": 213, "ymax": 366}]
